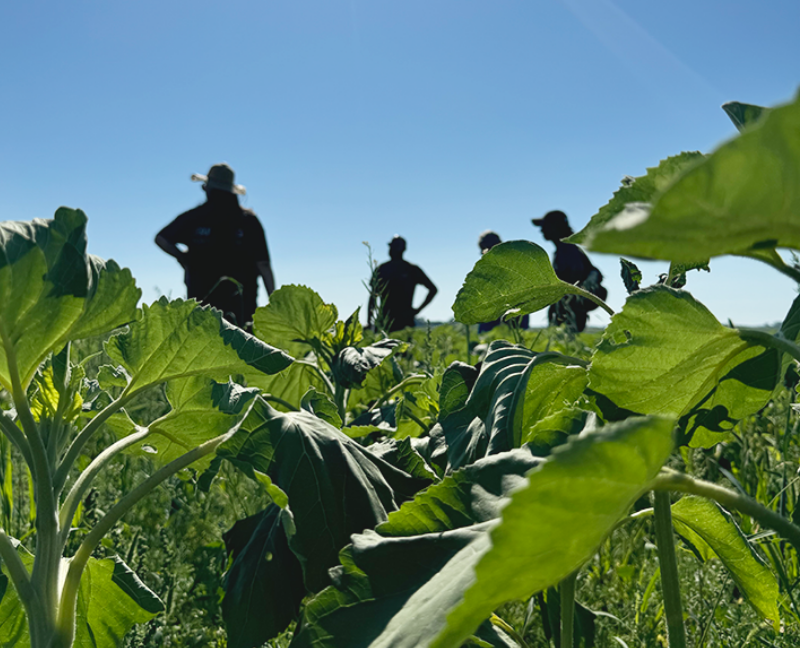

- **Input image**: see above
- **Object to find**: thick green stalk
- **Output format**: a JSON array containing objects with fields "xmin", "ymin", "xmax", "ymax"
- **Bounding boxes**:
[
  {"xmin": 652, "ymin": 491, "xmax": 686, "ymax": 648},
  {"xmin": 559, "ymin": 571, "xmax": 577, "ymax": 648},
  {"xmin": 58, "ymin": 427, "xmax": 151, "ymax": 543},
  {"xmin": 0, "ymin": 411, "xmax": 33, "ymax": 470}
]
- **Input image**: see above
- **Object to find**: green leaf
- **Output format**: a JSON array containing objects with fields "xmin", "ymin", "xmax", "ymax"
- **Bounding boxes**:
[
  {"xmin": 252, "ymin": 284, "xmax": 338, "ymax": 358},
  {"xmin": 569, "ymin": 153, "xmax": 705, "ymax": 247},
  {"xmin": 331, "ymin": 339, "xmax": 403, "ymax": 389},
  {"xmin": 217, "ymin": 398, "xmax": 432, "ymax": 593},
  {"xmin": 0, "ymin": 209, "xmax": 140, "ymax": 392},
  {"xmin": 367, "ymin": 437, "xmax": 439, "ymax": 482},
  {"xmin": 0, "ymin": 547, "xmax": 162, "ymax": 648},
  {"xmin": 452, "ymin": 241, "xmax": 583, "ymax": 325},
  {"xmin": 432, "ymin": 416, "xmax": 675, "ymax": 648},
  {"xmin": 722, "ymin": 101, "xmax": 769, "ymax": 132},
  {"xmin": 259, "ymin": 362, "xmax": 329, "ymax": 411},
  {"xmin": 290, "ymin": 447, "xmax": 542, "ymax": 648},
  {"xmin": 671, "ymin": 495, "xmax": 779, "ymax": 629},
  {"xmin": 105, "ymin": 298, "xmax": 293, "ymax": 397},
  {"xmin": 69, "ymin": 257, "xmax": 141, "ymax": 341},
  {"xmin": 300, "ymin": 386, "xmax": 343, "ymax": 428},
  {"xmin": 222, "ymin": 505, "xmax": 306, "ymax": 647},
  {"xmin": 620, "ymin": 259, "xmax": 642, "ymax": 294},
  {"xmin": 130, "ymin": 378, "xmax": 259, "ymax": 469},
  {"xmin": 589, "ymin": 287, "xmax": 778, "ymax": 442},
  {"xmin": 579, "ymin": 92, "xmax": 800, "ymax": 261}
]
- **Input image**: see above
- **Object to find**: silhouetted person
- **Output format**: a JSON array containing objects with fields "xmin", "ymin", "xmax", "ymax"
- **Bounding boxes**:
[
  {"xmin": 368, "ymin": 236, "xmax": 438, "ymax": 332},
  {"xmin": 476, "ymin": 231, "xmax": 529, "ymax": 333},
  {"xmin": 532, "ymin": 210, "xmax": 605, "ymax": 333},
  {"xmin": 156, "ymin": 163, "xmax": 275, "ymax": 328}
]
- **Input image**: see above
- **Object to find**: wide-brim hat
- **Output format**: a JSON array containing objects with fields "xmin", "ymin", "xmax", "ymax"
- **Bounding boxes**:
[{"xmin": 191, "ymin": 163, "xmax": 246, "ymax": 195}]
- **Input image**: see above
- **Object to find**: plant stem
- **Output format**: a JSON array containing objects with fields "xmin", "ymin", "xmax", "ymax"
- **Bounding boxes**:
[
  {"xmin": 560, "ymin": 571, "xmax": 577, "ymax": 648},
  {"xmin": 367, "ymin": 374, "xmax": 427, "ymax": 413},
  {"xmin": 0, "ymin": 411, "xmax": 33, "ymax": 469},
  {"xmin": 738, "ymin": 328, "xmax": 800, "ymax": 364},
  {"xmin": 652, "ymin": 491, "xmax": 686, "ymax": 648},
  {"xmin": 568, "ymin": 285, "xmax": 615, "ymax": 317},
  {"xmin": 490, "ymin": 614, "xmax": 532, "ymax": 648},
  {"xmin": 294, "ymin": 359, "xmax": 336, "ymax": 397},
  {"xmin": 58, "ymin": 427, "xmax": 151, "ymax": 542},
  {"xmin": 262, "ymin": 394, "xmax": 299, "ymax": 411},
  {"xmin": 651, "ymin": 469, "xmax": 800, "ymax": 554},
  {"xmin": 56, "ymin": 429, "xmax": 241, "ymax": 645}
]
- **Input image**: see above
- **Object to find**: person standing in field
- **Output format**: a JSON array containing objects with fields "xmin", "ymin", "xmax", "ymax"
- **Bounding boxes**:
[
  {"xmin": 368, "ymin": 236, "xmax": 438, "ymax": 332},
  {"xmin": 532, "ymin": 210, "xmax": 605, "ymax": 332},
  {"xmin": 155, "ymin": 163, "xmax": 275, "ymax": 328}
]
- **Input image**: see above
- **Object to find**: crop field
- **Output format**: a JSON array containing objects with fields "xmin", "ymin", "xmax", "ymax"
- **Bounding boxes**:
[{"xmin": 1, "ymin": 93, "xmax": 800, "ymax": 648}]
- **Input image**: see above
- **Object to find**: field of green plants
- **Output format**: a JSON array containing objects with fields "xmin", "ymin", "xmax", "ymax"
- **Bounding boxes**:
[{"xmin": 1, "ymin": 92, "xmax": 800, "ymax": 648}]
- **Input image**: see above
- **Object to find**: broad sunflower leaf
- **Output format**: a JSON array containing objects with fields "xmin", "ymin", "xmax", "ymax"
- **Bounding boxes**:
[
  {"xmin": 0, "ymin": 209, "xmax": 140, "ymax": 392},
  {"xmin": 222, "ymin": 505, "xmax": 305, "ymax": 648},
  {"xmin": 217, "ymin": 398, "xmax": 433, "ymax": 594},
  {"xmin": 432, "ymin": 416, "xmax": 675, "ymax": 648},
  {"xmin": 671, "ymin": 495, "xmax": 779, "ymax": 630},
  {"xmin": 105, "ymin": 298, "xmax": 293, "ymax": 398},
  {"xmin": 579, "ymin": 92, "xmax": 800, "ymax": 262},
  {"xmin": 722, "ymin": 101, "xmax": 769, "ymax": 132},
  {"xmin": 252, "ymin": 284, "xmax": 338, "ymax": 358},
  {"xmin": 331, "ymin": 339, "xmax": 403, "ymax": 389},
  {"xmin": 128, "ymin": 378, "xmax": 259, "ymax": 469},
  {"xmin": 452, "ymin": 241, "xmax": 584, "ymax": 325},
  {"xmin": 0, "ymin": 546, "xmax": 161, "ymax": 648},
  {"xmin": 290, "ymin": 447, "xmax": 542, "ymax": 648},
  {"xmin": 589, "ymin": 287, "xmax": 779, "ymax": 445},
  {"xmin": 569, "ymin": 152, "xmax": 705, "ymax": 247}
]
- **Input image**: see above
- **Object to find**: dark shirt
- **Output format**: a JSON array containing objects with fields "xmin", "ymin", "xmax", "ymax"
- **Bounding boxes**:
[
  {"xmin": 371, "ymin": 259, "xmax": 430, "ymax": 332},
  {"xmin": 158, "ymin": 202, "xmax": 270, "ymax": 324},
  {"xmin": 553, "ymin": 241, "xmax": 593, "ymax": 284}
]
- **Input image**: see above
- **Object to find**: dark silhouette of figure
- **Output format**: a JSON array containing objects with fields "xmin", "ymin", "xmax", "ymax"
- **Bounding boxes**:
[
  {"xmin": 156, "ymin": 163, "xmax": 275, "ymax": 328},
  {"xmin": 476, "ymin": 231, "xmax": 529, "ymax": 333},
  {"xmin": 368, "ymin": 236, "xmax": 438, "ymax": 332},
  {"xmin": 532, "ymin": 210, "xmax": 605, "ymax": 332}
]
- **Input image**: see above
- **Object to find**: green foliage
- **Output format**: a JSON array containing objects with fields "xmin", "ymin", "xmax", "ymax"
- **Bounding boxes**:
[{"xmin": 452, "ymin": 241, "xmax": 587, "ymax": 325}]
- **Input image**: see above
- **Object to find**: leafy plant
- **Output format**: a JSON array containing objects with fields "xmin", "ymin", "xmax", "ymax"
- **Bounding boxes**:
[{"xmin": 0, "ymin": 208, "xmax": 293, "ymax": 647}]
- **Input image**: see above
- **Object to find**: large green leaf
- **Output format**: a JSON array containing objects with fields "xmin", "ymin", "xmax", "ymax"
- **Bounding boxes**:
[
  {"xmin": 217, "ymin": 398, "xmax": 432, "ymax": 593},
  {"xmin": 432, "ymin": 416, "xmax": 675, "ymax": 648},
  {"xmin": 105, "ymin": 298, "xmax": 293, "ymax": 398},
  {"xmin": 452, "ymin": 241, "xmax": 583, "ymax": 325},
  {"xmin": 258, "ymin": 362, "xmax": 328, "ymax": 411},
  {"xmin": 671, "ymin": 495, "xmax": 779, "ymax": 630},
  {"xmin": 589, "ymin": 287, "xmax": 778, "ymax": 443},
  {"xmin": 222, "ymin": 505, "xmax": 306, "ymax": 648},
  {"xmin": 0, "ymin": 209, "xmax": 140, "ymax": 392},
  {"xmin": 252, "ymin": 284, "xmax": 338, "ymax": 358},
  {"xmin": 579, "ymin": 92, "xmax": 800, "ymax": 261},
  {"xmin": 568, "ymin": 153, "xmax": 705, "ymax": 246},
  {"xmin": 0, "ymin": 547, "xmax": 161, "ymax": 648},
  {"xmin": 127, "ymin": 378, "xmax": 259, "ymax": 469},
  {"xmin": 290, "ymin": 447, "xmax": 542, "ymax": 648},
  {"xmin": 722, "ymin": 101, "xmax": 769, "ymax": 132}
]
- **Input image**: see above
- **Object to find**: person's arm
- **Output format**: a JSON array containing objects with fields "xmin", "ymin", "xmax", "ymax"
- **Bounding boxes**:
[
  {"xmin": 413, "ymin": 270, "xmax": 438, "ymax": 317},
  {"xmin": 257, "ymin": 260, "xmax": 275, "ymax": 296},
  {"xmin": 155, "ymin": 231, "xmax": 188, "ymax": 269}
]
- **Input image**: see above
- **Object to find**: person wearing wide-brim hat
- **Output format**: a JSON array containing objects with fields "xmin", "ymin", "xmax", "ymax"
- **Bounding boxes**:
[
  {"xmin": 532, "ymin": 210, "xmax": 605, "ymax": 333},
  {"xmin": 155, "ymin": 163, "xmax": 275, "ymax": 328}
]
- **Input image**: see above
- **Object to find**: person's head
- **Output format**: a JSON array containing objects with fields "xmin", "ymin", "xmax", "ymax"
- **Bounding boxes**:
[
  {"xmin": 191, "ymin": 163, "xmax": 246, "ymax": 203},
  {"xmin": 389, "ymin": 235, "xmax": 406, "ymax": 260},
  {"xmin": 532, "ymin": 210, "xmax": 573, "ymax": 242},
  {"xmin": 478, "ymin": 230, "xmax": 501, "ymax": 254}
]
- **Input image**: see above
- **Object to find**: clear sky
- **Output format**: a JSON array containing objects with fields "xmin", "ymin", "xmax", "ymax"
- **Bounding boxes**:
[{"xmin": 2, "ymin": 1, "xmax": 799, "ymax": 329}]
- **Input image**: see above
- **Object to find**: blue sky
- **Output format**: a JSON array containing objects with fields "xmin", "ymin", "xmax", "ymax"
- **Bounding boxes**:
[{"xmin": 2, "ymin": 1, "xmax": 799, "ymax": 328}]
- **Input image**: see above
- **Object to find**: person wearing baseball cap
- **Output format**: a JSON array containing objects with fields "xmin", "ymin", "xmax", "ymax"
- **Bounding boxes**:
[
  {"xmin": 532, "ymin": 210, "xmax": 605, "ymax": 332},
  {"xmin": 155, "ymin": 163, "xmax": 275, "ymax": 328}
]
